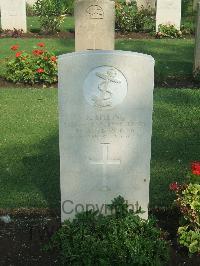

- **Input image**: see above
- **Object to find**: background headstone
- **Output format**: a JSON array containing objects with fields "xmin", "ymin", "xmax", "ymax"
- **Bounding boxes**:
[
  {"xmin": 194, "ymin": 3, "xmax": 200, "ymax": 72},
  {"xmin": 193, "ymin": 0, "xmax": 199, "ymax": 11},
  {"xmin": 156, "ymin": 0, "xmax": 182, "ymax": 31},
  {"xmin": 75, "ymin": 0, "xmax": 115, "ymax": 51},
  {"xmin": 136, "ymin": 0, "xmax": 156, "ymax": 10},
  {"xmin": 26, "ymin": 0, "xmax": 37, "ymax": 5},
  {"xmin": 59, "ymin": 51, "xmax": 154, "ymax": 221},
  {"xmin": 1, "ymin": 0, "xmax": 27, "ymax": 32}
]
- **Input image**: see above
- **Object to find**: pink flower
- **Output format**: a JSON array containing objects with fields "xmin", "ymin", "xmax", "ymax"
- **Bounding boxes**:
[
  {"xmin": 37, "ymin": 68, "xmax": 45, "ymax": 73},
  {"xmin": 51, "ymin": 56, "xmax": 57, "ymax": 62},
  {"xmin": 16, "ymin": 51, "xmax": 22, "ymax": 57},
  {"xmin": 191, "ymin": 162, "xmax": 200, "ymax": 175},
  {"xmin": 37, "ymin": 42, "xmax": 45, "ymax": 47},
  {"xmin": 169, "ymin": 182, "xmax": 179, "ymax": 191},
  {"xmin": 33, "ymin": 49, "xmax": 44, "ymax": 56},
  {"xmin": 11, "ymin": 45, "xmax": 19, "ymax": 51}
]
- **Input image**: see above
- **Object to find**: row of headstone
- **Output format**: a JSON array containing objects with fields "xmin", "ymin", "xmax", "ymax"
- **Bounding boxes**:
[
  {"xmin": 0, "ymin": 0, "xmax": 185, "ymax": 33},
  {"xmin": 59, "ymin": 0, "xmax": 154, "ymax": 221},
  {"xmin": 0, "ymin": 0, "xmax": 27, "ymax": 32}
]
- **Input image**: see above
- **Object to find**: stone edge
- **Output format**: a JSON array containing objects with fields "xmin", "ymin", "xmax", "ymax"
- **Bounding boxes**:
[{"xmin": 58, "ymin": 50, "xmax": 155, "ymax": 65}]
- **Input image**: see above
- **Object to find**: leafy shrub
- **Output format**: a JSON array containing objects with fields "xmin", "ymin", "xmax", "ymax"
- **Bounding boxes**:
[
  {"xmin": 33, "ymin": 0, "xmax": 66, "ymax": 33},
  {"xmin": 5, "ymin": 43, "xmax": 57, "ymax": 85},
  {"xmin": 156, "ymin": 24, "xmax": 182, "ymax": 39},
  {"xmin": 0, "ymin": 28, "xmax": 23, "ymax": 38},
  {"xmin": 178, "ymin": 225, "xmax": 200, "ymax": 254},
  {"xmin": 44, "ymin": 196, "xmax": 170, "ymax": 265},
  {"xmin": 62, "ymin": 0, "xmax": 74, "ymax": 15},
  {"xmin": 169, "ymin": 162, "xmax": 200, "ymax": 255},
  {"xmin": 115, "ymin": 0, "xmax": 155, "ymax": 33},
  {"xmin": 181, "ymin": 21, "xmax": 195, "ymax": 36},
  {"xmin": 182, "ymin": 0, "xmax": 193, "ymax": 17}
]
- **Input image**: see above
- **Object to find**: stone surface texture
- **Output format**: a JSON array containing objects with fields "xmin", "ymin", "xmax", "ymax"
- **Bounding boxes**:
[
  {"xmin": 58, "ymin": 50, "xmax": 154, "ymax": 221},
  {"xmin": 75, "ymin": 0, "xmax": 115, "ymax": 51},
  {"xmin": 156, "ymin": 0, "xmax": 182, "ymax": 31},
  {"xmin": 1, "ymin": 0, "xmax": 27, "ymax": 32},
  {"xmin": 193, "ymin": 0, "xmax": 199, "ymax": 11}
]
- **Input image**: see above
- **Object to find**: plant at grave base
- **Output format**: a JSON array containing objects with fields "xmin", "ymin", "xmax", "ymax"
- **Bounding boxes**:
[
  {"xmin": 33, "ymin": 0, "xmax": 67, "ymax": 33},
  {"xmin": 156, "ymin": 24, "xmax": 182, "ymax": 39},
  {"xmin": 115, "ymin": 0, "xmax": 155, "ymax": 33},
  {"xmin": 169, "ymin": 162, "xmax": 200, "ymax": 255},
  {"xmin": 44, "ymin": 196, "xmax": 170, "ymax": 265},
  {"xmin": 0, "ymin": 28, "xmax": 23, "ymax": 38},
  {"xmin": 5, "ymin": 43, "xmax": 57, "ymax": 85},
  {"xmin": 193, "ymin": 68, "xmax": 200, "ymax": 83},
  {"xmin": 181, "ymin": 22, "xmax": 195, "ymax": 36}
]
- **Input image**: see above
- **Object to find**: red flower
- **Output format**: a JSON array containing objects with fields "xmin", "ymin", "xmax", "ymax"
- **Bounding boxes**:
[
  {"xmin": 37, "ymin": 68, "xmax": 45, "ymax": 73},
  {"xmin": 37, "ymin": 42, "xmax": 45, "ymax": 47},
  {"xmin": 191, "ymin": 162, "xmax": 200, "ymax": 175},
  {"xmin": 16, "ymin": 52, "xmax": 22, "ymax": 57},
  {"xmin": 11, "ymin": 45, "xmax": 19, "ymax": 51},
  {"xmin": 33, "ymin": 49, "xmax": 44, "ymax": 56},
  {"xmin": 169, "ymin": 182, "xmax": 179, "ymax": 191},
  {"xmin": 51, "ymin": 56, "xmax": 57, "ymax": 62}
]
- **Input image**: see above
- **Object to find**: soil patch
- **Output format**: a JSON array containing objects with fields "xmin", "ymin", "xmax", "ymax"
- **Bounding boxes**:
[
  {"xmin": 0, "ymin": 77, "xmax": 200, "ymax": 90},
  {"xmin": 0, "ymin": 31, "xmax": 75, "ymax": 39},
  {"xmin": 0, "ymin": 209, "xmax": 199, "ymax": 265},
  {"xmin": 0, "ymin": 30, "xmax": 194, "ymax": 40}
]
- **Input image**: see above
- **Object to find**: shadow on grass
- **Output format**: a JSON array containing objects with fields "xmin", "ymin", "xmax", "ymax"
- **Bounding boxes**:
[
  {"xmin": 0, "ymin": 133, "xmax": 60, "ymax": 210},
  {"xmin": 0, "ymin": 89, "xmax": 199, "ymax": 211}
]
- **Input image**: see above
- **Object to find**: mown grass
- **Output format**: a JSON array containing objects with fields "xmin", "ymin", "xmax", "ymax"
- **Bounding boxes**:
[
  {"xmin": 0, "ymin": 88, "xmax": 199, "ymax": 209},
  {"xmin": 27, "ymin": 16, "xmax": 75, "ymax": 32},
  {"xmin": 0, "ymin": 38, "xmax": 194, "ymax": 82}
]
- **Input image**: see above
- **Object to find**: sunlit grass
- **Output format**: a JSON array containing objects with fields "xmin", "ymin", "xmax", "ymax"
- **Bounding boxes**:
[
  {"xmin": 0, "ymin": 88, "xmax": 199, "ymax": 209},
  {"xmin": 0, "ymin": 38, "xmax": 194, "ymax": 82}
]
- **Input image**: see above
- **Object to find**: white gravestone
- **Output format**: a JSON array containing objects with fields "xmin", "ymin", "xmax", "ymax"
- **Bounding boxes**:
[
  {"xmin": 1, "ymin": 0, "xmax": 27, "ymax": 32},
  {"xmin": 59, "ymin": 51, "xmax": 154, "ymax": 221},
  {"xmin": 156, "ymin": 0, "xmax": 182, "ymax": 31},
  {"xmin": 75, "ymin": 0, "xmax": 115, "ymax": 51},
  {"xmin": 193, "ymin": 0, "xmax": 199, "ymax": 11},
  {"xmin": 26, "ymin": 0, "xmax": 37, "ymax": 5}
]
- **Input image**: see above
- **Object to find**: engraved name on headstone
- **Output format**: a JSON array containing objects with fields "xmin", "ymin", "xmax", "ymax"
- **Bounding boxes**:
[{"xmin": 59, "ymin": 51, "xmax": 154, "ymax": 221}]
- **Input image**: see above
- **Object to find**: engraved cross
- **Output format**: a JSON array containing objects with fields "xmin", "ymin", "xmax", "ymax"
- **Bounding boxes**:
[{"xmin": 90, "ymin": 143, "xmax": 121, "ymax": 191}]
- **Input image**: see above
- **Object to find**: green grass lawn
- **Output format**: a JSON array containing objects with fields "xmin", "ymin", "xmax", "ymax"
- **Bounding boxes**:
[
  {"xmin": 27, "ymin": 16, "xmax": 75, "ymax": 32},
  {"xmin": 0, "ymin": 15, "xmax": 198, "ymax": 211},
  {"xmin": 0, "ymin": 88, "xmax": 199, "ymax": 209},
  {"xmin": 0, "ymin": 15, "xmax": 195, "ymax": 82},
  {"xmin": 0, "ymin": 38, "xmax": 194, "ymax": 82}
]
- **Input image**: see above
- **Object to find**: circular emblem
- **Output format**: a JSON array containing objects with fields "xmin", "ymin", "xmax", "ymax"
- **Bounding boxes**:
[{"xmin": 83, "ymin": 66, "xmax": 128, "ymax": 109}]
